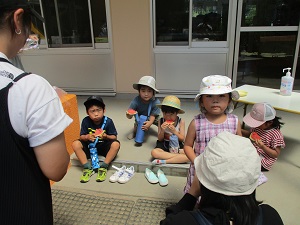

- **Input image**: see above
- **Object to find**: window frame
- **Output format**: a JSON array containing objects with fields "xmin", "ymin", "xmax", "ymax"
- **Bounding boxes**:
[
  {"xmin": 35, "ymin": 0, "xmax": 111, "ymax": 50},
  {"xmin": 153, "ymin": 0, "xmax": 233, "ymax": 49}
]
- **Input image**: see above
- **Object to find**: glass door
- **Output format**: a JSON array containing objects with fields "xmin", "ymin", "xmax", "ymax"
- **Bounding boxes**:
[{"xmin": 232, "ymin": 0, "xmax": 300, "ymax": 90}]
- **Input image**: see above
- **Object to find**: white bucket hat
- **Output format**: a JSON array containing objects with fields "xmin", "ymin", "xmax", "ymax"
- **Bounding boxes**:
[
  {"xmin": 243, "ymin": 102, "xmax": 276, "ymax": 128},
  {"xmin": 194, "ymin": 75, "xmax": 239, "ymax": 113},
  {"xmin": 194, "ymin": 131, "xmax": 261, "ymax": 196},
  {"xmin": 194, "ymin": 75, "xmax": 239, "ymax": 101},
  {"xmin": 133, "ymin": 76, "xmax": 159, "ymax": 93}
]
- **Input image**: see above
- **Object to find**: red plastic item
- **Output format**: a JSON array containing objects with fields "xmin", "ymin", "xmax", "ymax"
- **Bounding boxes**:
[{"xmin": 250, "ymin": 132, "xmax": 261, "ymax": 141}]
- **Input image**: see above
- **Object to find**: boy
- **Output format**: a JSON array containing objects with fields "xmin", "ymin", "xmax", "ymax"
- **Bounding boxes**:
[
  {"xmin": 126, "ymin": 75, "xmax": 161, "ymax": 141},
  {"xmin": 72, "ymin": 96, "xmax": 120, "ymax": 183},
  {"xmin": 151, "ymin": 95, "xmax": 189, "ymax": 164}
]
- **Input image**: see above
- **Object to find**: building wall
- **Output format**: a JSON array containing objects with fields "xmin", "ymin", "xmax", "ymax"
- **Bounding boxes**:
[
  {"xmin": 110, "ymin": 0, "xmax": 153, "ymax": 94},
  {"xmin": 20, "ymin": 0, "xmax": 152, "ymax": 95}
]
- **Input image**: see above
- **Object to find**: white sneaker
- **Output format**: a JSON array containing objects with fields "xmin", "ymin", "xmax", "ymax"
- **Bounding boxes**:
[
  {"xmin": 118, "ymin": 166, "xmax": 135, "ymax": 184},
  {"xmin": 109, "ymin": 165, "xmax": 126, "ymax": 183}
]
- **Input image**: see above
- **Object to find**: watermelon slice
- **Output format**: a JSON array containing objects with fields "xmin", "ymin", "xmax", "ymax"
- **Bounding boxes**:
[
  {"xmin": 165, "ymin": 120, "xmax": 174, "ymax": 125},
  {"xmin": 95, "ymin": 128, "xmax": 105, "ymax": 137},
  {"xmin": 250, "ymin": 132, "xmax": 261, "ymax": 141},
  {"xmin": 127, "ymin": 108, "xmax": 137, "ymax": 115}
]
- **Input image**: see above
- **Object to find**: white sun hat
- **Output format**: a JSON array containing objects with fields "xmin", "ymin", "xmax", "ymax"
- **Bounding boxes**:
[
  {"xmin": 133, "ymin": 76, "xmax": 159, "ymax": 93},
  {"xmin": 194, "ymin": 75, "xmax": 239, "ymax": 101},
  {"xmin": 194, "ymin": 131, "xmax": 261, "ymax": 196}
]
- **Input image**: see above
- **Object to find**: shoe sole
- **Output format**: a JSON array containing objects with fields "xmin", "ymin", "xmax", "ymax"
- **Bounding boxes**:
[
  {"xmin": 80, "ymin": 180, "xmax": 89, "ymax": 183},
  {"xmin": 159, "ymin": 181, "xmax": 168, "ymax": 186},
  {"xmin": 96, "ymin": 177, "xmax": 106, "ymax": 182},
  {"xmin": 80, "ymin": 171, "xmax": 95, "ymax": 183}
]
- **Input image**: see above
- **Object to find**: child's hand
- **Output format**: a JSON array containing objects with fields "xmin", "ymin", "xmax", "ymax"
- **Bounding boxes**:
[
  {"xmin": 87, "ymin": 133, "xmax": 96, "ymax": 142},
  {"xmin": 142, "ymin": 121, "xmax": 151, "ymax": 131},
  {"xmin": 255, "ymin": 139, "xmax": 264, "ymax": 148},
  {"xmin": 126, "ymin": 111, "xmax": 134, "ymax": 119},
  {"xmin": 161, "ymin": 122, "xmax": 169, "ymax": 131},
  {"xmin": 167, "ymin": 124, "xmax": 176, "ymax": 134}
]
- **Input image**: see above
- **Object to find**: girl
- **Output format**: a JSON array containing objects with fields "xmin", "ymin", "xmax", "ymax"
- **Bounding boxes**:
[
  {"xmin": 151, "ymin": 95, "xmax": 189, "ymax": 164},
  {"xmin": 242, "ymin": 102, "xmax": 285, "ymax": 171},
  {"xmin": 184, "ymin": 75, "xmax": 242, "ymax": 193}
]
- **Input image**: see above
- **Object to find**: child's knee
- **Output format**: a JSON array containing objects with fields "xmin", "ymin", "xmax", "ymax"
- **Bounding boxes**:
[
  {"xmin": 151, "ymin": 149, "xmax": 161, "ymax": 158},
  {"xmin": 72, "ymin": 140, "xmax": 84, "ymax": 153},
  {"xmin": 111, "ymin": 141, "xmax": 120, "ymax": 150}
]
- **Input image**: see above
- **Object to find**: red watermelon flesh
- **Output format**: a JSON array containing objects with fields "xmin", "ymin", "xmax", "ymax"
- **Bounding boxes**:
[
  {"xmin": 127, "ymin": 108, "xmax": 137, "ymax": 115},
  {"xmin": 250, "ymin": 132, "xmax": 261, "ymax": 141},
  {"xmin": 95, "ymin": 128, "xmax": 105, "ymax": 136},
  {"xmin": 165, "ymin": 120, "xmax": 174, "ymax": 125}
]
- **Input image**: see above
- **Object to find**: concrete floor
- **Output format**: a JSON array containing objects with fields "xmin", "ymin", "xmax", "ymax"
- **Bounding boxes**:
[{"xmin": 53, "ymin": 95, "xmax": 300, "ymax": 225}]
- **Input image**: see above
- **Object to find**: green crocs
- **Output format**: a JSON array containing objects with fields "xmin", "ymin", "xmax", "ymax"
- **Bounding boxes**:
[
  {"xmin": 96, "ymin": 168, "xmax": 107, "ymax": 182},
  {"xmin": 80, "ymin": 169, "xmax": 94, "ymax": 183}
]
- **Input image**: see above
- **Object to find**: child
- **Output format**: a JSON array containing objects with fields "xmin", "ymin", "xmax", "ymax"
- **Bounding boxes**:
[
  {"xmin": 242, "ymin": 102, "xmax": 285, "ymax": 171},
  {"xmin": 151, "ymin": 95, "xmax": 189, "ymax": 164},
  {"xmin": 184, "ymin": 75, "xmax": 242, "ymax": 193},
  {"xmin": 72, "ymin": 96, "xmax": 120, "ymax": 183},
  {"xmin": 126, "ymin": 75, "xmax": 161, "ymax": 140}
]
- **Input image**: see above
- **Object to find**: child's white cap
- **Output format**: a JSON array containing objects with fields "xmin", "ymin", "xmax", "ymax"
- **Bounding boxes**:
[
  {"xmin": 133, "ymin": 76, "xmax": 159, "ymax": 93},
  {"xmin": 194, "ymin": 75, "xmax": 239, "ymax": 101},
  {"xmin": 243, "ymin": 102, "xmax": 276, "ymax": 127}
]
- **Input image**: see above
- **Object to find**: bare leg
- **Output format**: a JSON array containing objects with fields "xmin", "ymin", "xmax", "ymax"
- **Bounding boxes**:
[
  {"xmin": 151, "ymin": 148, "xmax": 190, "ymax": 164},
  {"xmin": 103, "ymin": 141, "xmax": 120, "ymax": 164},
  {"xmin": 127, "ymin": 124, "xmax": 137, "ymax": 140},
  {"xmin": 72, "ymin": 140, "xmax": 88, "ymax": 165}
]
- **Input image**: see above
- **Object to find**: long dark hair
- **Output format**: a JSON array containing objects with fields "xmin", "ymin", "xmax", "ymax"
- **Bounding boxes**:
[{"xmin": 198, "ymin": 185, "xmax": 262, "ymax": 225}]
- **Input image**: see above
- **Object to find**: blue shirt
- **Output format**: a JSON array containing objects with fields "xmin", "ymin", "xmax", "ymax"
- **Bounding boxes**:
[{"xmin": 129, "ymin": 96, "xmax": 160, "ymax": 117}]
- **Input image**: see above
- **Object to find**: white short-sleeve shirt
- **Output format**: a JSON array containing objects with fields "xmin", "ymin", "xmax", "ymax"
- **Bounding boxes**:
[{"xmin": 0, "ymin": 52, "xmax": 72, "ymax": 147}]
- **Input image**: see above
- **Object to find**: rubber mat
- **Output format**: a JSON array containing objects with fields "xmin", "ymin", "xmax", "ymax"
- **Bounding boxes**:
[{"xmin": 52, "ymin": 189, "xmax": 175, "ymax": 225}]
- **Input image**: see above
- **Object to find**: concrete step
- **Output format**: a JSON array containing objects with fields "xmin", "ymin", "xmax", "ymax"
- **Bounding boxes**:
[{"xmin": 70, "ymin": 153, "xmax": 189, "ymax": 177}]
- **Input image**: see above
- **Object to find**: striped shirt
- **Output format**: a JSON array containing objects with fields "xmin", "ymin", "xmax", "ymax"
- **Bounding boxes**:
[
  {"xmin": 184, "ymin": 113, "xmax": 239, "ymax": 193},
  {"xmin": 251, "ymin": 127, "xmax": 285, "ymax": 171}
]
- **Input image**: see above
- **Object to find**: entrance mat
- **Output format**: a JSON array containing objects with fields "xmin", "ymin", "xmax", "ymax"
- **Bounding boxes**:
[{"xmin": 52, "ymin": 189, "xmax": 175, "ymax": 225}]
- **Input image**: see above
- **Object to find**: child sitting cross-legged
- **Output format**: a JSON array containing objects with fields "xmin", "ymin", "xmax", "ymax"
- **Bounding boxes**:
[{"xmin": 151, "ymin": 96, "xmax": 189, "ymax": 164}]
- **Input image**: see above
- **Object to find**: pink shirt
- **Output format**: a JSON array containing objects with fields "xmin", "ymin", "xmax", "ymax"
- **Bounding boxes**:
[{"xmin": 184, "ymin": 113, "xmax": 239, "ymax": 193}]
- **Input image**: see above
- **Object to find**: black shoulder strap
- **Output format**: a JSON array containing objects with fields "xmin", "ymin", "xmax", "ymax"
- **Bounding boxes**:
[
  {"xmin": 0, "ymin": 57, "xmax": 13, "ymax": 65},
  {"xmin": 0, "ymin": 57, "xmax": 31, "ymax": 88},
  {"xmin": 6, "ymin": 72, "xmax": 31, "ymax": 89}
]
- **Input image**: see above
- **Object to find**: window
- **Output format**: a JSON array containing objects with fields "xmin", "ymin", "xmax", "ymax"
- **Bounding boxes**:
[
  {"xmin": 192, "ymin": 0, "xmax": 229, "ymax": 43},
  {"xmin": 30, "ymin": 0, "xmax": 109, "ymax": 48},
  {"xmin": 241, "ymin": 0, "xmax": 300, "ymax": 27},
  {"xmin": 154, "ymin": 0, "xmax": 229, "ymax": 47},
  {"xmin": 236, "ymin": 0, "xmax": 300, "ymax": 89}
]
